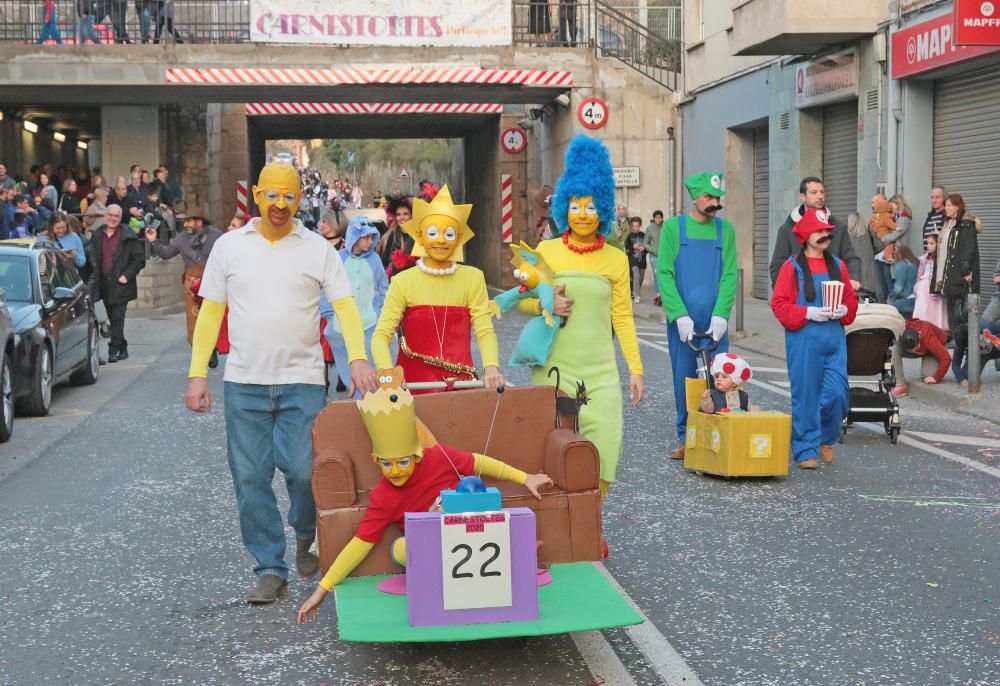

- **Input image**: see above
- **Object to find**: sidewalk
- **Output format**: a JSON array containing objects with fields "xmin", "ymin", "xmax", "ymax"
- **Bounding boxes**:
[{"xmin": 631, "ymin": 292, "xmax": 1000, "ymax": 425}]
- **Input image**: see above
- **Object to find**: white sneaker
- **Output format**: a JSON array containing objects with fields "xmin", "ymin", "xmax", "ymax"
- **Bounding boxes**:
[{"xmin": 633, "ymin": 296, "xmax": 641, "ymax": 304}]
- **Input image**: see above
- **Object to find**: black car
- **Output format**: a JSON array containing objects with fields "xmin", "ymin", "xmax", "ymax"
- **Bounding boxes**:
[
  {"xmin": 0, "ymin": 290, "xmax": 14, "ymax": 442},
  {"xmin": 0, "ymin": 239, "xmax": 100, "ymax": 416}
]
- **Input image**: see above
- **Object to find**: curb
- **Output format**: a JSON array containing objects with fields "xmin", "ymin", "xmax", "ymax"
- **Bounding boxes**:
[{"xmin": 902, "ymin": 381, "xmax": 996, "ymax": 424}]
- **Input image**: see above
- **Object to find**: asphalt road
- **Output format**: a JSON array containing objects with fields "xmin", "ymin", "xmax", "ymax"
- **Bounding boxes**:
[{"xmin": 1, "ymin": 310, "xmax": 998, "ymax": 686}]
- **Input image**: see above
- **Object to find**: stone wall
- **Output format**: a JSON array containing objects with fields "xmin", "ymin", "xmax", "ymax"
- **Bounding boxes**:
[
  {"xmin": 131, "ymin": 255, "xmax": 185, "ymax": 317},
  {"xmin": 160, "ymin": 104, "xmax": 211, "ymax": 214}
]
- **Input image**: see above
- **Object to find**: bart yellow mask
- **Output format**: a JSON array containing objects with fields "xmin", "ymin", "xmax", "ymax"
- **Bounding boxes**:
[
  {"xmin": 403, "ymin": 185, "xmax": 474, "ymax": 264},
  {"xmin": 252, "ymin": 163, "xmax": 302, "ymax": 232},
  {"xmin": 567, "ymin": 195, "xmax": 600, "ymax": 240},
  {"xmin": 376, "ymin": 453, "xmax": 423, "ymax": 487}
]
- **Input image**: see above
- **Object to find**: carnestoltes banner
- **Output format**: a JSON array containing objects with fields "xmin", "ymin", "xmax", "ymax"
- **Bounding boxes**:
[{"xmin": 250, "ymin": 0, "xmax": 512, "ymax": 46}]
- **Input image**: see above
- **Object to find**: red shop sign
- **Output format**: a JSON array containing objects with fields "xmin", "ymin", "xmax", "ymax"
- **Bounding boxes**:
[
  {"xmin": 955, "ymin": 0, "xmax": 1000, "ymax": 45},
  {"xmin": 891, "ymin": 10, "xmax": 1000, "ymax": 78}
]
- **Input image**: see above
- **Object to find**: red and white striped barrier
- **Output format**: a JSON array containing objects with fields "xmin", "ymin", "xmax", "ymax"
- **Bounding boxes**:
[
  {"xmin": 501, "ymin": 174, "xmax": 513, "ymax": 244},
  {"xmin": 166, "ymin": 67, "xmax": 573, "ymax": 87},
  {"xmin": 245, "ymin": 102, "xmax": 504, "ymax": 116},
  {"xmin": 236, "ymin": 180, "xmax": 248, "ymax": 218}
]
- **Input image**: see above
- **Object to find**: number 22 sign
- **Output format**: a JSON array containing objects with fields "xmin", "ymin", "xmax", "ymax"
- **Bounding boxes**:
[
  {"xmin": 578, "ymin": 97, "xmax": 609, "ymax": 129},
  {"xmin": 440, "ymin": 512, "xmax": 513, "ymax": 610}
]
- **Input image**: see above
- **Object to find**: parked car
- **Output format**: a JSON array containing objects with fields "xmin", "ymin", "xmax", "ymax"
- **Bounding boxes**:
[
  {"xmin": 0, "ymin": 289, "xmax": 14, "ymax": 442},
  {"xmin": 0, "ymin": 239, "xmax": 99, "ymax": 417}
]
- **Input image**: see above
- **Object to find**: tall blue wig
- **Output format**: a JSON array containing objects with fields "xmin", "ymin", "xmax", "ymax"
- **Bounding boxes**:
[{"xmin": 551, "ymin": 135, "xmax": 616, "ymax": 237}]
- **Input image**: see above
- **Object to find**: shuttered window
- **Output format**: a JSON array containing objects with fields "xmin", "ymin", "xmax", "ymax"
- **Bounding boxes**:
[
  {"xmin": 822, "ymin": 100, "xmax": 859, "ymax": 223},
  {"xmin": 752, "ymin": 126, "xmax": 770, "ymax": 300},
  {"xmin": 933, "ymin": 67, "xmax": 1000, "ymax": 292}
]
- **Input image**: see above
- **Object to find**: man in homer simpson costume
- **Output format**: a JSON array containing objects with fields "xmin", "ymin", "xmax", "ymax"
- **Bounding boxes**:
[
  {"xmin": 185, "ymin": 161, "xmax": 377, "ymax": 604},
  {"xmin": 657, "ymin": 172, "xmax": 738, "ymax": 460},
  {"xmin": 370, "ymin": 185, "xmax": 504, "ymax": 391},
  {"xmin": 295, "ymin": 368, "xmax": 553, "ymax": 623}
]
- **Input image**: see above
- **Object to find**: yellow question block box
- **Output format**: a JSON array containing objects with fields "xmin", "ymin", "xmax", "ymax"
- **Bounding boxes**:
[{"xmin": 683, "ymin": 378, "xmax": 790, "ymax": 477}]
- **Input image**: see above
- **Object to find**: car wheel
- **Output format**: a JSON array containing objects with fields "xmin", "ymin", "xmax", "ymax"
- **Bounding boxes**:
[
  {"xmin": 19, "ymin": 343, "xmax": 52, "ymax": 417},
  {"xmin": 0, "ymin": 355, "xmax": 13, "ymax": 443},
  {"xmin": 70, "ymin": 324, "xmax": 100, "ymax": 386}
]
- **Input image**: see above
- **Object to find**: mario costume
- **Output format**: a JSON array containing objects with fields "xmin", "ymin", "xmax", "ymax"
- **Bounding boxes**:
[
  {"xmin": 771, "ymin": 208, "xmax": 859, "ymax": 466},
  {"xmin": 657, "ymin": 172, "xmax": 738, "ymax": 452}
]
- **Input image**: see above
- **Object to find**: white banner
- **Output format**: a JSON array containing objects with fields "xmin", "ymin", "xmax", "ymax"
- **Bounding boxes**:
[{"xmin": 250, "ymin": 0, "xmax": 513, "ymax": 47}]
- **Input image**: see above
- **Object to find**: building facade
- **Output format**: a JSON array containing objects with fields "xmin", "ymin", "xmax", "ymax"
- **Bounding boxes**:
[{"xmin": 681, "ymin": 0, "xmax": 999, "ymax": 299}]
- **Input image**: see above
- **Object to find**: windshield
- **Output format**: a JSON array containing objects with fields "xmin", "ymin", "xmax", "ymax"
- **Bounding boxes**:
[{"xmin": 0, "ymin": 256, "xmax": 34, "ymax": 304}]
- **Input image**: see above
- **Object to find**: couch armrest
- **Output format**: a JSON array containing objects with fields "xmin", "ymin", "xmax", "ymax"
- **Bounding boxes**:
[
  {"xmin": 313, "ymin": 448, "xmax": 357, "ymax": 509},
  {"xmin": 544, "ymin": 429, "xmax": 600, "ymax": 491}
]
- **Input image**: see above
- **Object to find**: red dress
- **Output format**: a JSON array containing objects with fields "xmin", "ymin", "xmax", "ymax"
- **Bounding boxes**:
[{"xmin": 398, "ymin": 305, "xmax": 475, "ymax": 392}]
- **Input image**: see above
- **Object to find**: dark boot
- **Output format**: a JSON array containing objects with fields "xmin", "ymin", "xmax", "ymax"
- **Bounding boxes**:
[
  {"xmin": 107, "ymin": 349, "xmax": 119, "ymax": 363},
  {"xmin": 296, "ymin": 538, "xmax": 319, "ymax": 578},
  {"xmin": 246, "ymin": 575, "xmax": 287, "ymax": 604},
  {"xmin": 117, "ymin": 342, "xmax": 128, "ymax": 361},
  {"xmin": 208, "ymin": 350, "xmax": 219, "ymax": 369}
]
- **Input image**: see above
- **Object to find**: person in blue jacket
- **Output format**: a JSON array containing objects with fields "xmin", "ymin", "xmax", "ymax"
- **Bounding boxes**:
[
  {"xmin": 887, "ymin": 245, "xmax": 919, "ymax": 317},
  {"xmin": 321, "ymin": 215, "xmax": 388, "ymax": 397},
  {"xmin": 47, "ymin": 212, "xmax": 87, "ymax": 270}
]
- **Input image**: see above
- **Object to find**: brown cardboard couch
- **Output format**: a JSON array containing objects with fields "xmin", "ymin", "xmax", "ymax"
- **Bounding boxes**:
[{"xmin": 312, "ymin": 385, "xmax": 603, "ymax": 577}]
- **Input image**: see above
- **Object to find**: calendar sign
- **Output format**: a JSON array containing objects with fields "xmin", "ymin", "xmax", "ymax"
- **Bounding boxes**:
[
  {"xmin": 440, "ymin": 511, "xmax": 512, "ymax": 610},
  {"xmin": 577, "ymin": 97, "xmax": 609, "ymax": 129},
  {"xmin": 501, "ymin": 127, "xmax": 527, "ymax": 154}
]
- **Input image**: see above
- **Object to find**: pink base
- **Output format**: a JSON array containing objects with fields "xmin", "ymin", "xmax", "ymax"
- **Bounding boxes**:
[{"xmin": 377, "ymin": 568, "xmax": 552, "ymax": 596}]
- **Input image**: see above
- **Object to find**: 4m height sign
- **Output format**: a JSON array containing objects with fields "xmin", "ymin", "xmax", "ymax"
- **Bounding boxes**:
[{"xmin": 250, "ymin": 0, "xmax": 512, "ymax": 46}]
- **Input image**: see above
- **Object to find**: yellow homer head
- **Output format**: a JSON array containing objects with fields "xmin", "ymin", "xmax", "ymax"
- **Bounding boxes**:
[
  {"xmin": 252, "ymin": 162, "xmax": 302, "ymax": 230},
  {"xmin": 403, "ymin": 185, "xmax": 473, "ymax": 263}
]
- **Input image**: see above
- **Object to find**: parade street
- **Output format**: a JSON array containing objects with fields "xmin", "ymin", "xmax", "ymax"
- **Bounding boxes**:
[{"xmin": 1, "ymin": 307, "xmax": 999, "ymax": 686}]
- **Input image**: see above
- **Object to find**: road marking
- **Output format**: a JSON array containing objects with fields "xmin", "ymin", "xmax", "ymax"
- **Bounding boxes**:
[
  {"xmin": 908, "ymin": 431, "xmax": 1000, "ymax": 449},
  {"xmin": 595, "ymin": 563, "xmax": 706, "ymax": 686},
  {"xmin": 744, "ymin": 376, "xmax": 1000, "ymax": 480},
  {"xmin": 571, "ymin": 631, "xmax": 638, "ymax": 686}
]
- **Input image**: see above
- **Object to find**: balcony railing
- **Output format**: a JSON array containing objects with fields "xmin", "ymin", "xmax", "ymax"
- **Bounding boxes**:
[{"xmin": 594, "ymin": 0, "xmax": 680, "ymax": 90}]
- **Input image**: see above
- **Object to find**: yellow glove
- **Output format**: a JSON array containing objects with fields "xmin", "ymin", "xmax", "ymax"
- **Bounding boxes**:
[{"xmin": 318, "ymin": 537, "xmax": 375, "ymax": 591}]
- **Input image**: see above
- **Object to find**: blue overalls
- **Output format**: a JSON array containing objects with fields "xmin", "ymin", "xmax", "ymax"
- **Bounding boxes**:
[
  {"xmin": 667, "ymin": 214, "xmax": 728, "ymax": 441},
  {"xmin": 785, "ymin": 257, "xmax": 850, "ymax": 462}
]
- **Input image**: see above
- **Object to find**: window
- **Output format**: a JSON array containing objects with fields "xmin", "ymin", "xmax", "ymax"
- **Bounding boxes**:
[
  {"xmin": 37, "ymin": 252, "xmax": 56, "ymax": 303},
  {"xmin": 53, "ymin": 252, "xmax": 81, "ymax": 290}
]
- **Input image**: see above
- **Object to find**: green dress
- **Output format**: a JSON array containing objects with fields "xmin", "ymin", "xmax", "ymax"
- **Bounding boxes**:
[{"xmin": 531, "ymin": 271, "xmax": 623, "ymax": 482}]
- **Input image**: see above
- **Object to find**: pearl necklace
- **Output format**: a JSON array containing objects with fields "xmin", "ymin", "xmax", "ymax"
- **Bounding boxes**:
[
  {"xmin": 417, "ymin": 258, "xmax": 458, "ymax": 276},
  {"xmin": 562, "ymin": 231, "xmax": 605, "ymax": 254}
]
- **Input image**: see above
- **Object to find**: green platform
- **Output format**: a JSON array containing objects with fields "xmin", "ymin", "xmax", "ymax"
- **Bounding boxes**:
[{"xmin": 334, "ymin": 562, "xmax": 644, "ymax": 643}]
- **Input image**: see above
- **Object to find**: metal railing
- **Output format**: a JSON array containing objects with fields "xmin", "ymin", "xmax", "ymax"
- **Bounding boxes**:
[
  {"xmin": 593, "ymin": 0, "xmax": 680, "ymax": 90},
  {"xmin": 511, "ymin": 1, "xmax": 593, "ymax": 48},
  {"xmin": 0, "ymin": 0, "xmax": 250, "ymax": 44}
]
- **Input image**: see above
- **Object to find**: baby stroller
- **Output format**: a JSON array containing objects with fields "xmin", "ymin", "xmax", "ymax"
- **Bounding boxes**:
[{"xmin": 841, "ymin": 301, "xmax": 906, "ymax": 444}]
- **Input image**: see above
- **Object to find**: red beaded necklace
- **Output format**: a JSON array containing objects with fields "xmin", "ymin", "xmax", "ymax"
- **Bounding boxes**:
[{"xmin": 562, "ymin": 231, "xmax": 605, "ymax": 254}]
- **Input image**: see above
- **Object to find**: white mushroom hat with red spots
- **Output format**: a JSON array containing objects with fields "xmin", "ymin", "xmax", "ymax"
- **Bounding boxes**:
[{"xmin": 710, "ymin": 352, "xmax": 752, "ymax": 385}]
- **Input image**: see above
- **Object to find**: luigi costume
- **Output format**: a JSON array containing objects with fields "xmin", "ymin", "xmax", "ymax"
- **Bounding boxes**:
[{"xmin": 656, "ymin": 173, "xmax": 738, "ymax": 456}]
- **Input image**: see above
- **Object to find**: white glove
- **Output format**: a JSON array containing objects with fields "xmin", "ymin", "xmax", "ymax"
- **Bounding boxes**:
[
  {"xmin": 708, "ymin": 315, "xmax": 728, "ymax": 342},
  {"xmin": 806, "ymin": 306, "xmax": 832, "ymax": 322},
  {"xmin": 675, "ymin": 315, "xmax": 695, "ymax": 342},
  {"xmin": 832, "ymin": 304, "xmax": 848, "ymax": 319}
]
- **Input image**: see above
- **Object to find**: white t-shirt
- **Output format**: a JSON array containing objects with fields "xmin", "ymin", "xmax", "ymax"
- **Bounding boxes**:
[{"xmin": 198, "ymin": 219, "xmax": 352, "ymax": 385}]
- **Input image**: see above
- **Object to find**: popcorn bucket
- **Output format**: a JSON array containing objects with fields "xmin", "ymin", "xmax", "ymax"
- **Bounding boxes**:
[{"xmin": 822, "ymin": 280, "xmax": 844, "ymax": 311}]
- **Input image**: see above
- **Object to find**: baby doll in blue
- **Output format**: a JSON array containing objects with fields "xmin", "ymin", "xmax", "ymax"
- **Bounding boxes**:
[
  {"xmin": 321, "ymin": 215, "xmax": 389, "ymax": 397},
  {"xmin": 490, "ymin": 241, "xmax": 560, "ymax": 367}
]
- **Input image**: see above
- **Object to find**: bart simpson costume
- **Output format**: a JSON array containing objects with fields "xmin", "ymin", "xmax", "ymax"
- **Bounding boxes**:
[{"xmin": 296, "ymin": 369, "xmax": 553, "ymax": 623}]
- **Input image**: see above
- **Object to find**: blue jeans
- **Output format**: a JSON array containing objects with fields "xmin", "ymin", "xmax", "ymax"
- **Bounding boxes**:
[
  {"xmin": 137, "ymin": 5, "xmax": 151, "ymax": 40},
  {"xmin": 77, "ymin": 15, "xmax": 100, "ymax": 43},
  {"xmin": 223, "ymin": 381, "xmax": 327, "ymax": 579},
  {"xmin": 324, "ymin": 322, "xmax": 374, "ymax": 399},
  {"xmin": 889, "ymin": 296, "xmax": 915, "ymax": 317},
  {"xmin": 875, "ymin": 261, "xmax": 893, "ymax": 304},
  {"xmin": 36, "ymin": 19, "xmax": 63, "ymax": 43}
]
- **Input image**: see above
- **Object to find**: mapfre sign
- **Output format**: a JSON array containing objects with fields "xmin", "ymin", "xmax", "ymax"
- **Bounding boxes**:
[
  {"xmin": 891, "ymin": 9, "xmax": 1000, "ymax": 78},
  {"xmin": 955, "ymin": 0, "xmax": 1000, "ymax": 45}
]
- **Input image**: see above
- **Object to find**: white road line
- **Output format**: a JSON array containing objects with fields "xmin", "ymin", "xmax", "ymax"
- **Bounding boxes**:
[
  {"xmin": 595, "ymin": 563, "xmax": 706, "ymax": 686},
  {"xmin": 571, "ymin": 630, "xmax": 638, "ymax": 686},
  {"xmin": 909, "ymin": 431, "xmax": 1000, "ymax": 449},
  {"xmin": 745, "ymin": 377, "xmax": 1000, "ymax": 480}
]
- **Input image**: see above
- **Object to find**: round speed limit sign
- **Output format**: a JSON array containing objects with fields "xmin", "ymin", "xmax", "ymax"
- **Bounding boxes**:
[
  {"xmin": 578, "ymin": 97, "xmax": 609, "ymax": 130},
  {"xmin": 501, "ymin": 127, "xmax": 527, "ymax": 154}
]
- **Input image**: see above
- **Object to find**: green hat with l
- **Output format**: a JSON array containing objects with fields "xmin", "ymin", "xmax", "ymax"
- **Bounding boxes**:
[{"xmin": 685, "ymin": 172, "xmax": 726, "ymax": 199}]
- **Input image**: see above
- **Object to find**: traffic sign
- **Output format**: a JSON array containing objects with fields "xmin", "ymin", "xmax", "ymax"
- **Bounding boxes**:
[
  {"xmin": 578, "ymin": 97, "xmax": 609, "ymax": 129},
  {"xmin": 399, "ymin": 167, "xmax": 410, "ymax": 179},
  {"xmin": 501, "ymin": 127, "xmax": 527, "ymax": 154},
  {"xmin": 614, "ymin": 166, "xmax": 640, "ymax": 188}
]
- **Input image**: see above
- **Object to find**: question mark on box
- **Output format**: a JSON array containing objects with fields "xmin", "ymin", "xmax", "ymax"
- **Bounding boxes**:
[{"xmin": 750, "ymin": 434, "xmax": 771, "ymax": 458}]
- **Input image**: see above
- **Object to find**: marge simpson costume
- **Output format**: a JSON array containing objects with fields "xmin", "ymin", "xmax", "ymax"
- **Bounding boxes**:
[
  {"xmin": 517, "ymin": 135, "xmax": 644, "ymax": 498},
  {"xmin": 296, "ymin": 369, "xmax": 552, "ymax": 623},
  {"xmin": 370, "ymin": 186, "xmax": 503, "ymax": 391}
]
